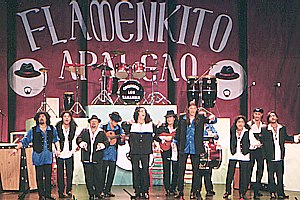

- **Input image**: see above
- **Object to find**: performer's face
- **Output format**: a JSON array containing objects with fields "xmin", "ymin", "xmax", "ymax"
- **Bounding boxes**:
[
  {"xmin": 188, "ymin": 105, "xmax": 197, "ymax": 117},
  {"xmin": 111, "ymin": 119, "xmax": 118, "ymax": 127},
  {"xmin": 62, "ymin": 113, "xmax": 71, "ymax": 125},
  {"xmin": 268, "ymin": 113, "xmax": 278, "ymax": 123},
  {"xmin": 138, "ymin": 108, "xmax": 146, "ymax": 119},
  {"xmin": 236, "ymin": 118, "xmax": 245, "ymax": 131},
  {"xmin": 38, "ymin": 114, "xmax": 46, "ymax": 125},
  {"xmin": 90, "ymin": 119, "xmax": 100, "ymax": 129},
  {"xmin": 253, "ymin": 112, "xmax": 263, "ymax": 122},
  {"xmin": 166, "ymin": 116, "xmax": 175, "ymax": 125}
]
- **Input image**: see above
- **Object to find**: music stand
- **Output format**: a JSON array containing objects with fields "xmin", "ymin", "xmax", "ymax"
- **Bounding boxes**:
[
  {"xmin": 143, "ymin": 68, "xmax": 171, "ymax": 105},
  {"xmin": 36, "ymin": 68, "xmax": 58, "ymax": 117},
  {"xmin": 65, "ymin": 64, "xmax": 87, "ymax": 116}
]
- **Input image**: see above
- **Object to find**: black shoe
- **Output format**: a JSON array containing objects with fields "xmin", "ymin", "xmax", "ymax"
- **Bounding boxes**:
[
  {"xmin": 59, "ymin": 193, "xmax": 68, "ymax": 198},
  {"xmin": 206, "ymin": 190, "xmax": 215, "ymax": 196},
  {"xmin": 66, "ymin": 192, "xmax": 72, "ymax": 197},
  {"xmin": 174, "ymin": 191, "xmax": 184, "ymax": 199},
  {"xmin": 89, "ymin": 195, "xmax": 95, "ymax": 200},
  {"xmin": 223, "ymin": 192, "xmax": 230, "ymax": 199},
  {"xmin": 95, "ymin": 194, "xmax": 104, "ymax": 199},
  {"xmin": 104, "ymin": 192, "xmax": 115, "ymax": 197},
  {"xmin": 278, "ymin": 194, "xmax": 289, "ymax": 199}
]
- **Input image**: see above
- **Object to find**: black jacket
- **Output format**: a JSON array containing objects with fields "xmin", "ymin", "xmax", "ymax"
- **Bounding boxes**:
[
  {"xmin": 261, "ymin": 125, "xmax": 294, "ymax": 161},
  {"xmin": 76, "ymin": 128, "xmax": 109, "ymax": 163},
  {"xmin": 175, "ymin": 114, "xmax": 207, "ymax": 155},
  {"xmin": 56, "ymin": 121, "xmax": 77, "ymax": 151},
  {"xmin": 32, "ymin": 125, "xmax": 54, "ymax": 153}
]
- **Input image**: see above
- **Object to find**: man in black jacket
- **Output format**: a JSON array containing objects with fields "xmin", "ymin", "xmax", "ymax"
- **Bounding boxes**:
[
  {"xmin": 76, "ymin": 115, "xmax": 109, "ymax": 200},
  {"xmin": 55, "ymin": 111, "xmax": 78, "ymax": 198},
  {"xmin": 261, "ymin": 111, "xmax": 299, "ymax": 199}
]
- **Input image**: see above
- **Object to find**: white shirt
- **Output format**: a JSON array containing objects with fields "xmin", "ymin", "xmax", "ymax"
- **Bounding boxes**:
[
  {"xmin": 248, "ymin": 120, "xmax": 263, "ymax": 133},
  {"xmin": 88, "ymin": 127, "xmax": 100, "ymax": 162},
  {"xmin": 268, "ymin": 124, "xmax": 282, "ymax": 161},
  {"xmin": 58, "ymin": 126, "xmax": 73, "ymax": 159}
]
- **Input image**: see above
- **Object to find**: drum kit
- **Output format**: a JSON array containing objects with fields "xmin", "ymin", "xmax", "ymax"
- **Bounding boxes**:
[{"xmin": 91, "ymin": 50, "xmax": 170, "ymax": 105}]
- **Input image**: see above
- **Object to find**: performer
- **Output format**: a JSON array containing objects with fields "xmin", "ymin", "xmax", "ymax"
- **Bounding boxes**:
[
  {"xmin": 260, "ymin": 111, "xmax": 300, "ymax": 199},
  {"xmin": 101, "ymin": 112, "xmax": 125, "ymax": 197},
  {"xmin": 122, "ymin": 107, "xmax": 159, "ymax": 199},
  {"xmin": 174, "ymin": 101, "xmax": 215, "ymax": 199},
  {"xmin": 55, "ymin": 111, "xmax": 78, "ymax": 198},
  {"xmin": 223, "ymin": 115, "xmax": 261, "ymax": 200},
  {"xmin": 247, "ymin": 108, "xmax": 265, "ymax": 198},
  {"xmin": 156, "ymin": 110, "xmax": 179, "ymax": 196},
  {"xmin": 12, "ymin": 112, "xmax": 61, "ymax": 200},
  {"xmin": 199, "ymin": 109, "xmax": 218, "ymax": 197},
  {"xmin": 76, "ymin": 115, "xmax": 109, "ymax": 200}
]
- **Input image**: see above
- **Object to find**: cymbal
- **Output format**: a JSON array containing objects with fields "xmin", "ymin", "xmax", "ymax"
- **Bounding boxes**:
[
  {"xmin": 65, "ymin": 65, "xmax": 85, "ymax": 75},
  {"xmin": 92, "ymin": 64, "xmax": 113, "ymax": 71},
  {"xmin": 141, "ymin": 50, "xmax": 154, "ymax": 55},
  {"xmin": 110, "ymin": 50, "xmax": 125, "ymax": 56},
  {"xmin": 39, "ymin": 68, "xmax": 48, "ymax": 73}
]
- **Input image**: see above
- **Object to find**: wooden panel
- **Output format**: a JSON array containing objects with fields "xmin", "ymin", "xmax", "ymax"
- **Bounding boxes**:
[
  {"xmin": 0, "ymin": 148, "xmax": 20, "ymax": 190},
  {"xmin": 25, "ymin": 148, "xmax": 37, "ymax": 190}
]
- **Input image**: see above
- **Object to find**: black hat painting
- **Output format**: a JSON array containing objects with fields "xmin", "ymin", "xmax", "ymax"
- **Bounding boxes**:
[
  {"xmin": 216, "ymin": 65, "xmax": 240, "ymax": 80},
  {"xmin": 14, "ymin": 63, "xmax": 41, "ymax": 78}
]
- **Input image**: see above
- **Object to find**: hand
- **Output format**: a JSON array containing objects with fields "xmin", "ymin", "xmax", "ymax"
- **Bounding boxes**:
[
  {"xmin": 120, "ymin": 134, "xmax": 126, "ymax": 142},
  {"xmin": 96, "ymin": 143, "xmax": 105, "ymax": 151},
  {"xmin": 208, "ymin": 114, "xmax": 216, "ymax": 122},
  {"xmin": 157, "ymin": 120, "xmax": 162, "ymax": 127},
  {"xmin": 127, "ymin": 119, "xmax": 134, "ymax": 124},
  {"xmin": 10, "ymin": 149, "xmax": 18, "ymax": 156},
  {"xmin": 79, "ymin": 141, "xmax": 88, "ymax": 151},
  {"xmin": 55, "ymin": 150, "xmax": 61, "ymax": 157}
]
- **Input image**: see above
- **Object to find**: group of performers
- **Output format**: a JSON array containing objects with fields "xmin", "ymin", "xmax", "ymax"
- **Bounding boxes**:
[{"xmin": 11, "ymin": 101, "xmax": 300, "ymax": 200}]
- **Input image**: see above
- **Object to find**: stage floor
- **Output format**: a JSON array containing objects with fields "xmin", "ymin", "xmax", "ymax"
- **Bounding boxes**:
[{"xmin": 1, "ymin": 184, "xmax": 300, "ymax": 200}]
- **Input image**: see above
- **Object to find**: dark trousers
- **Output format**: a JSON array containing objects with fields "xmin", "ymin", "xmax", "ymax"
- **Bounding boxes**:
[
  {"xmin": 83, "ymin": 162, "xmax": 104, "ymax": 196},
  {"xmin": 225, "ymin": 160, "xmax": 250, "ymax": 196},
  {"xmin": 102, "ymin": 160, "xmax": 116, "ymax": 194},
  {"xmin": 57, "ymin": 156, "xmax": 74, "ymax": 195},
  {"xmin": 266, "ymin": 160, "xmax": 284, "ymax": 196},
  {"xmin": 131, "ymin": 154, "xmax": 150, "ymax": 193},
  {"xmin": 199, "ymin": 168, "xmax": 213, "ymax": 192},
  {"xmin": 161, "ymin": 150, "xmax": 178, "ymax": 192},
  {"xmin": 249, "ymin": 149, "xmax": 264, "ymax": 191},
  {"xmin": 177, "ymin": 154, "xmax": 200, "ymax": 193},
  {"xmin": 35, "ymin": 164, "xmax": 52, "ymax": 198}
]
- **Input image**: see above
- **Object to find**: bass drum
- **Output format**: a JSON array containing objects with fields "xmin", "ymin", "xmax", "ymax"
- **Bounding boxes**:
[{"xmin": 119, "ymin": 80, "xmax": 144, "ymax": 104}]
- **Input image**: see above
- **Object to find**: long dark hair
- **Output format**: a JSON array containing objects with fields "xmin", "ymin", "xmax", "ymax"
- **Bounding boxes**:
[
  {"xmin": 133, "ymin": 107, "xmax": 152, "ymax": 123},
  {"xmin": 34, "ymin": 111, "xmax": 51, "ymax": 126},
  {"xmin": 185, "ymin": 101, "xmax": 200, "ymax": 125},
  {"xmin": 231, "ymin": 115, "xmax": 250, "ymax": 132},
  {"xmin": 59, "ymin": 111, "xmax": 78, "ymax": 127},
  {"xmin": 165, "ymin": 115, "xmax": 178, "ymax": 129},
  {"xmin": 266, "ymin": 110, "xmax": 279, "ymax": 124}
]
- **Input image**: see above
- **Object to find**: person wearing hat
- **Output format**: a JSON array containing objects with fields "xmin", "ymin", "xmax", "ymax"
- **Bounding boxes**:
[
  {"xmin": 76, "ymin": 115, "xmax": 109, "ymax": 200},
  {"xmin": 122, "ymin": 107, "xmax": 160, "ymax": 199},
  {"xmin": 101, "ymin": 112, "xmax": 125, "ymax": 197},
  {"xmin": 156, "ymin": 110, "xmax": 179, "ymax": 196},
  {"xmin": 247, "ymin": 108, "xmax": 265, "ymax": 198},
  {"xmin": 174, "ymin": 100, "xmax": 216, "ymax": 199},
  {"xmin": 12, "ymin": 112, "xmax": 61, "ymax": 200}
]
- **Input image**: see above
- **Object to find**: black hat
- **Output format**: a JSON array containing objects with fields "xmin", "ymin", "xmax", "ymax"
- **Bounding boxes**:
[
  {"xmin": 253, "ymin": 108, "xmax": 264, "ymax": 113},
  {"xmin": 216, "ymin": 66, "xmax": 240, "ymax": 80},
  {"xmin": 88, "ymin": 115, "xmax": 101, "ymax": 123},
  {"xmin": 164, "ymin": 110, "xmax": 177, "ymax": 117},
  {"xmin": 14, "ymin": 63, "xmax": 41, "ymax": 78},
  {"xmin": 109, "ymin": 112, "xmax": 122, "ymax": 122}
]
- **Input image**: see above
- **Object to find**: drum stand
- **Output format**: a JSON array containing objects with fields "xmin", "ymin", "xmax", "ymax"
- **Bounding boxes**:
[
  {"xmin": 144, "ymin": 69, "xmax": 171, "ymax": 105},
  {"xmin": 91, "ymin": 67, "xmax": 114, "ymax": 105},
  {"xmin": 37, "ymin": 68, "xmax": 58, "ymax": 117},
  {"xmin": 69, "ymin": 67, "xmax": 87, "ymax": 116}
]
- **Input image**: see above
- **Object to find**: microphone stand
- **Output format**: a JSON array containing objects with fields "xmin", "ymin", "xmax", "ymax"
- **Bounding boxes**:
[
  {"xmin": 0, "ymin": 110, "xmax": 4, "ymax": 142},
  {"xmin": 273, "ymin": 82, "xmax": 280, "ymax": 112},
  {"xmin": 248, "ymin": 82, "xmax": 255, "ymax": 120}
]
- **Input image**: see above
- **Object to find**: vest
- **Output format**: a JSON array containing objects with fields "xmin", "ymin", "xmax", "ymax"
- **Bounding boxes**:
[{"xmin": 32, "ymin": 125, "xmax": 54, "ymax": 153}]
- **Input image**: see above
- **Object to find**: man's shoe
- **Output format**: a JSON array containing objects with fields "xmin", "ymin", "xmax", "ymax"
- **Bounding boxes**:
[
  {"xmin": 59, "ymin": 193, "xmax": 68, "ymax": 198},
  {"xmin": 66, "ymin": 192, "xmax": 72, "ymax": 197},
  {"xmin": 206, "ymin": 190, "xmax": 215, "ymax": 196},
  {"xmin": 278, "ymin": 194, "xmax": 289, "ymax": 199}
]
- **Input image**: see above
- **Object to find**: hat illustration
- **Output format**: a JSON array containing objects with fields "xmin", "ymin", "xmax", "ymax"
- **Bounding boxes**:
[
  {"xmin": 109, "ymin": 112, "xmax": 122, "ymax": 122},
  {"xmin": 14, "ymin": 63, "xmax": 41, "ymax": 78},
  {"xmin": 164, "ymin": 110, "xmax": 177, "ymax": 117},
  {"xmin": 216, "ymin": 66, "xmax": 240, "ymax": 80},
  {"xmin": 88, "ymin": 115, "xmax": 101, "ymax": 123}
]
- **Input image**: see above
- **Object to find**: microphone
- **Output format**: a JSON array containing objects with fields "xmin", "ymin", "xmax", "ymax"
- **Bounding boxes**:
[
  {"xmin": 248, "ymin": 81, "xmax": 256, "ymax": 88},
  {"xmin": 274, "ymin": 82, "xmax": 281, "ymax": 87},
  {"xmin": 0, "ymin": 110, "xmax": 5, "ymax": 116},
  {"xmin": 298, "ymin": 82, "xmax": 300, "ymax": 88}
]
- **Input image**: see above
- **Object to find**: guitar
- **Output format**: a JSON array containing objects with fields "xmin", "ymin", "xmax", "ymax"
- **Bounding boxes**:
[
  {"xmin": 105, "ymin": 130, "xmax": 127, "ymax": 145},
  {"xmin": 159, "ymin": 131, "xmax": 176, "ymax": 151}
]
